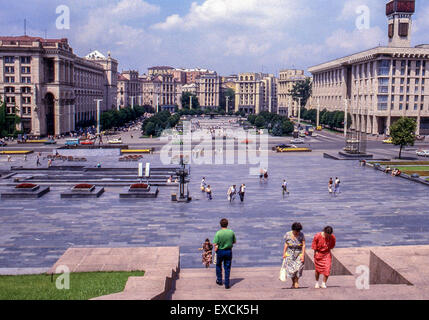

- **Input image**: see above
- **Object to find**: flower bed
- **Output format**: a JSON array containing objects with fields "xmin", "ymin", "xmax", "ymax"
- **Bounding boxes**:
[
  {"xmin": 15, "ymin": 183, "xmax": 38, "ymax": 189},
  {"xmin": 130, "ymin": 183, "xmax": 149, "ymax": 189},
  {"xmin": 74, "ymin": 184, "xmax": 95, "ymax": 189}
]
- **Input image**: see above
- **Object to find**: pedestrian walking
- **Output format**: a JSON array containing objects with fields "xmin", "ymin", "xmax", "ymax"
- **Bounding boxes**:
[
  {"xmin": 227, "ymin": 185, "xmax": 236, "ymax": 202},
  {"xmin": 334, "ymin": 177, "xmax": 341, "ymax": 195},
  {"xmin": 7, "ymin": 155, "xmax": 11, "ymax": 162},
  {"xmin": 47, "ymin": 159, "xmax": 52, "ymax": 168},
  {"xmin": 206, "ymin": 185, "xmax": 212, "ymax": 200},
  {"xmin": 312, "ymin": 226, "xmax": 336, "ymax": 289},
  {"xmin": 328, "ymin": 178, "xmax": 333, "ymax": 195},
  {"xmin": 201, "ymin": 177, "xmax": 206, "ymax": 192},
  {"xmin": 238, "ymin": 184, "xmax": 246, "ymax": 202},
  {"xmin": 282, "ymin": 180, "xmax": 289, "ymax": 196},
  {"xmin": 282, "ymin": 222, "xmax": 306, "ymax": 289},
  {"xmin": 213, "ymin": 218, "xmax": 236, "ymax": 289},
  {"xmin": 199, "ymin": 239, "xmax": 213, "ymax": 268},
  {"xmin": 36, "ymin": 155, "xmax": 41, "ymax": 166}
]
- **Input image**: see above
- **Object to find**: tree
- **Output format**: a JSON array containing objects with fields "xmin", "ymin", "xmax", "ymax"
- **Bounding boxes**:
[
  {"xmin": 254, "ymin": 116, "xmax": 265, "ymax": 128},
  {"xmin": 281, "ymin": 120, "xmax": 294, "ymax": 135},
  {"xmin": 289, "ymin": 78, "xmax": 312, "ymax": 108},
  {"xmin": 144, "ymin": 122, "xmax": 156, "ymax": 136},
  {"xmin": 0, "ymin": 99, "xmax": 7, "ymax": 137},
  {"xmin": 390, "ymin": 117, "xmax": 417, "ymax": 159}
]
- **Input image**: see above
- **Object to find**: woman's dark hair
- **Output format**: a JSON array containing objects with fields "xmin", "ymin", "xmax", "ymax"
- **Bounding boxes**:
[
  {"xmin": 220, "ymin": 218, "xmax": 229, "ymax": 228},
  {"xmin": 324, "ymin": 226, "xmax": 333, "ymax": 234},
  {"xmin": 205, "ymin": 238, "xmax": 210, "ymax": 242},
  {"xmin": 291, "ymin": 222, "xmax": 303, "ymax": 231}
]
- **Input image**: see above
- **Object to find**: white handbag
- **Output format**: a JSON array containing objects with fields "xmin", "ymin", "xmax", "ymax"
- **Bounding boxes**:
[{"xmin": 279, "ymin": 259, "xmax": 287, "ymax": 282}]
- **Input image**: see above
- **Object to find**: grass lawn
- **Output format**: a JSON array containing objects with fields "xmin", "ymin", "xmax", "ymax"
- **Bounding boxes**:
[
  {"xmin": 369, "ymin": 161, "xmax": 429, "ymax": 166},
  {"xmin": 0, "ymin": 271, "xmax": 144, "ymax": 300},
  {"xmin": 393, "ymin": 166, "xmax": 429, "ymax": 171}
]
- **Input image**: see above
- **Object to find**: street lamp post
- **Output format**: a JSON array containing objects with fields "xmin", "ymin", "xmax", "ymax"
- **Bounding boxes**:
[
  {"xmin": 317, "ymin": 97, "xmax": 320, "ymax": 128},
  {"xmin": 344, "ymin": 98, "xmax": 349, "ymax": 139},
  {"xmin": 190, "ymin": 95, "xmax": 193, "ymax": 110},
  {"xmin": 226, "ymin": 96, "xmax": 229, "ymax": 112},
  {"xmin": 298, "ymin": 97, "xmax": 302, "ymax": 128},
  {"xmin": 94, "ymin": 99, "xmax": 103, "ymax": 135}
]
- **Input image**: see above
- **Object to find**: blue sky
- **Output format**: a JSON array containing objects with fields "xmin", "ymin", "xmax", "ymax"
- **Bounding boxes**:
[{"xmin": 2, "ymin": 0, "xmax": 429, "ymax": 76}]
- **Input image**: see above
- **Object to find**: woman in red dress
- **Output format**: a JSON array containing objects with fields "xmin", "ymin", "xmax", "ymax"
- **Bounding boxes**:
[{"xmin": 312, "ymin": 226, "xmax": 336, "ymax": 289}]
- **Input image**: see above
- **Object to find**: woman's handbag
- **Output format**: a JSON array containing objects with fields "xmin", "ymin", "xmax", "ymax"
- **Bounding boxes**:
[
  {"xmin": 213, "ymin": 252, "xmax": 217, "ymax": 265},
  {"xmin": 279, "ymin": 259, "xmax": 287, "ymax": 282}
]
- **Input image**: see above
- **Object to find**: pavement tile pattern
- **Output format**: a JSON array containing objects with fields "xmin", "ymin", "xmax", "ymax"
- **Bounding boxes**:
[{"xmin": 1, "ymin": 150, "xmax": 429, "ymax": 269}]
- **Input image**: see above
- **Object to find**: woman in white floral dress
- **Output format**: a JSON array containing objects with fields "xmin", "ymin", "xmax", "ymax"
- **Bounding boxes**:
[{"xmin": 282, "ymin": 222, "xmax": 306, "ymax": 289}]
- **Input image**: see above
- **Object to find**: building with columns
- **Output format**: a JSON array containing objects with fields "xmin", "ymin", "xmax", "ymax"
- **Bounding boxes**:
[
  {"xmin": 308, "ymin": 0, "xmax": 429, "ymax": 135},
  {"xmin": 117, "ymin": 70, "xmax": 141, "ymax": 109},
  {"xmin": 0, "ymin": 38, "xmax": 117, "ymax": 136},
  {"xmin": 196, "ymin": 72, "xmax": 221, "ymax": 109}
]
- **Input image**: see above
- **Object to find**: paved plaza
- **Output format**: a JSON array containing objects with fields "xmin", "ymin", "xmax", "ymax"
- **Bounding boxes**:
[{"xmin": 1, "ymin": 148, "xmax": 429, "ymax": 270}]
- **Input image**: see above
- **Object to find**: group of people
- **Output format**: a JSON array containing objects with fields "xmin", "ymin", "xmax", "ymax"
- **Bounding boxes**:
[
  {"xmin": 227, "ymin": 184, "xmax": 246, "ymax": 202},
  {"xmin": 282, "ymin": 222, "xmax": 336, "ymax": 289},
  {"xmin": 201, "ymin": 177, "xmax": 247, "ymax": 202},
  {"xmin": 259, "ymin": 168, "xmax": 269, "ymax": 182},
  {"xmin": 328, "ymin": 177, "xmax": 341, "ymax": 195},
  {"xmin": 384, "ymin": 166, "xmax": 401, "ymax": 176},
  {"xmin": 199, "ymin": 219, "xmax": 336, "ymax": 291}
]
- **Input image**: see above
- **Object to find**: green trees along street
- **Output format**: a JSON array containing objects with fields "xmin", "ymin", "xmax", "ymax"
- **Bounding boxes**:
[{"xmin": 390, "ymin": 117, "xmax": 417, "ymax": 159}]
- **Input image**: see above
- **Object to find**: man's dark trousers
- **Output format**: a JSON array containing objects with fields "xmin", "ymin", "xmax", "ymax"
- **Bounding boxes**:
[{"xmin": 216, "ymin": 249, "xmax": 232, "ymax": 287}]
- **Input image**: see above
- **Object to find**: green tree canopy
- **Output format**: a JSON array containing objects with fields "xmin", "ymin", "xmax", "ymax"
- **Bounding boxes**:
[
  {"xmin": 390, "ymin": 117, "xmax": 417, "ymax": 159},
  {"xmin": 289, "ymin": 78, "xmax": 312, "ymax": 108}
]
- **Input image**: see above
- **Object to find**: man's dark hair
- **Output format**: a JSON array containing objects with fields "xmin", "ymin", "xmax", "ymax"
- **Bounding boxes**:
[
  {"xmin": 220, "ymin": 218, "xmax": 229, "ymax": 228},
  {"xmin": 291, "ymin": 222, "xmax": 303, "ymax": 231},
  {"xmin": 324, "ymin": 226, "xmax": 333, "ymax": 234}
]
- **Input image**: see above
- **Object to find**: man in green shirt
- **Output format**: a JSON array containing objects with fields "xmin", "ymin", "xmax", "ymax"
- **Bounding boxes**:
[{"xmin": 213, "ymin": 218, "xmax": 236, "ymax": 289}]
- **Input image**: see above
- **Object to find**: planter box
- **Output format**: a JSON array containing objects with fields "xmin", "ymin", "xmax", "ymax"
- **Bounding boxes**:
[
  {"xmin": 61, "ymin": 186, "xmax": 104, "ymax": 199},
  {"xmin": 2, "ymin": 186, "xmax": 50, "ymax": 199}
]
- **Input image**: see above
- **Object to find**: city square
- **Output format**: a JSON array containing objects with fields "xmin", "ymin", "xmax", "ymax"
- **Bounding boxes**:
[{"xmin": 1, "ymin": 0, "xmax": 429, "ymax": 305}]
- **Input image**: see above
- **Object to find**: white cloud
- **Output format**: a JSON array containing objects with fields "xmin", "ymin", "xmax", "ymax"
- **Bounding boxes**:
[
  {"xmin": 153, "ymin": 0, "xmax": 309, "ymax": 31},
  {"xmin": 74, "ymin": 0, "xmax": 161, "ymax": 53},
  {"xmin": 325, "ymin": 27, "xmax": 385, "ymax": 51}
]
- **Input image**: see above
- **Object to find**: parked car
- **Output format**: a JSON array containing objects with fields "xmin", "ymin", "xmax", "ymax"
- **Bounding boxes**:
[
  {"xmin": 383, "ymin": 138, "xmax": 393, "ymax": 144},
  {"xmin": 44, "ymin": 139, "xmax": 57, "ymax": 145},
  {"xmin": 290, "ymin": 138, "xmax": 305, "ymax": 144},
  {"xmin": 65, "ymin": 138, "xmax": 80, "ymax": 146},
  {"xmin": 416, "ymin": 149, "xmax": 429, "ymax": 157},
  {"xmin": 0, "ymin": 140, "xmax": 7, "ymax": 147},
  {"xmin": 108, "ymin": 137, "xmax": 122, "ymax": 144},
  {"xmin": 80, "ymin": 139, "xmax": 94, "ymax": 145}
]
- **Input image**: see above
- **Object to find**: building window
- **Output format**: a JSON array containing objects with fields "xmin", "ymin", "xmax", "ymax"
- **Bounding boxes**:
[
  {"xmin": 5, "ymin": 87, "xmax": 15, "ymax": 93},
  {"xmin": 20, "ymin": 57, "xmax": 31, "ymax": 64},
  {"xmin": 4, "ymin": 56, "xmax": 15, "ymax": 64},
  {"xmin": 5, "ymin": 76, "xmax": 15, "ymax": 83},
  {"xmin": 21, "ymin": 67, "xmax": 31, "ymax": 74},
  {"xmin": 4, "ymin": 66, "xmax": 15, "ymax": 73}
]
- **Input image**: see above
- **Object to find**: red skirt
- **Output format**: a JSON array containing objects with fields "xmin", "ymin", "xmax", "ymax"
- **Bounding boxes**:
[{"xmin": 314, "ymin": 251, "xmax": 332, "ymax": 276}]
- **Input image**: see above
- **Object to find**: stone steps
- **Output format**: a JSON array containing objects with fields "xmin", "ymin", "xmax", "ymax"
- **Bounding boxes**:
[{"xmin": 170, "ymin": 267, "xmax": 427, "ymax": 300}]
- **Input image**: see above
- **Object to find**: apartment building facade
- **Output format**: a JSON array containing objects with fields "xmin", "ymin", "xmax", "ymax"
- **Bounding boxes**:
[
  {"xmin": 277, "ymin": 69, "xmax": 306, "ymax": 117},
  {"xmin": 0, "ymin": 37, "xmax": 117, "ymax": 136}
]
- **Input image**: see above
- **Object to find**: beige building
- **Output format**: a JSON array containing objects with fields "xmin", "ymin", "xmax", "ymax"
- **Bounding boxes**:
[
  {"xmin": 234, "ymin": 72, "xmax": 277, "ymax": 114},
  {"xmin": 117, "ymin": 70, "xmax": 141, "ymax": 108},
  {"xmin": 0, "ymin": 38, "xmax": 118, "ymax": 136},
  {"xmin": 308, "ymin": 0, "xmax": 429, "ymax": 135},
  {"xmin": 277, "ymin": 69, "xmax": 306, "ymax": 116},
  {"xmin": 141, "ymin": 68, "xmax": 182, "ymax": 111},
  {"xmin": 261, "ymin": 74, "xmax": 278, "ymax": 113},
  {"xmin": 196, "ymin": 72, "xmax": 221, "ymax": 109}
]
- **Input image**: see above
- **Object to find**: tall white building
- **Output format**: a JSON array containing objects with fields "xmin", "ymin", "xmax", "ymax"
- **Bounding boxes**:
[{"xmin": 308, "ymin": 0, "xmax": 429, "ymax": 135}]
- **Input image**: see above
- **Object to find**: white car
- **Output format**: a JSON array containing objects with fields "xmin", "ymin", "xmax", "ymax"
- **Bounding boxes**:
[
  {"xmin": 416, "ymin": 149, "xmax": 429, "ymax": 157},
  {"xmin": 108, "ymin": 137, "xmax": 122, "ymax": 144},
  {"xmin": 290, "ymin": 138, "xmax": 305, "ymax": 144}
]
